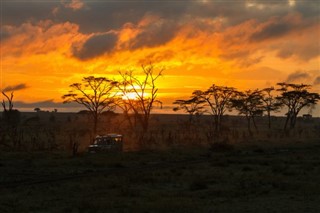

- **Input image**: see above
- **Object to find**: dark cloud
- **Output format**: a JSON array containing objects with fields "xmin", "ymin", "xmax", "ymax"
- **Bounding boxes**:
[
  {"xmin": 238, "ymin": 56, "xmax": 264, "ymax": 68},
  {"xmin": 220, "ymin": 50, "xmax": 264, "ymax": 67},
  {"xmin": 286, "ymin": 71, "xmax": 310, "ymax": 83},
  {"xmin": 72, "ymin": 18, "xmax": 179, "ymax": 59},
  {"xmin": 4, "ymin": 1, "xmax": 318, "ymax": 33},
  {"xmin": 128, "ymin": 19, "xmax": 178, "ymax": 50},
  {"xmin": 248, "ymin": 11, "xmax": 316, "ymax": 43},
  {"xmin": 14, "ymin": 99, "xmax": 60, "ymax": 108},
  {"xmin": 53, "ymin": 1, "xmax": 190, "ymax": 33},
  {"xmin": 220, "ymin": 50, "xmax": 251, "ymax": 60},
  {"xmin": 295, "ymin": 0, "xmax": 320, "ymax": 18},
  {"xmin": 72, "ymin": 32, "xmax": 118, "ymax": 60},
  {"xmin": 62, "ymin": 0, "xmax": 85, "ymax": 11},
  {"xmin": 0, "ymin": 27, "xmax": 11, "ymax": 42},
  {"xmin": 276, "ymin": 41, "xmax": 320, "ymax": 61},
  {"xmin": 250, "ymin": 21, "xmax": 293, "ymax": 42},
  {"xmin": 2, "ymin": 84, "xmax": 28, "ymax": 93},
  {"xmin": 2, "ymin": 1, "xmax": 59, "ymax": 26},
  {"xmin": 13, "ymin": 99, "xmax": 84, "ymax": 111},
  {"xmin": 138, "ymin": 50, "xmax": 175, "ymax": 64},
  {"xmin": 314, "ymin": 76, "xmax": 320, "ymax": 85},
  {"xmin": 2, "ymin": 0, "xmax": 319, "ymax": 61}
]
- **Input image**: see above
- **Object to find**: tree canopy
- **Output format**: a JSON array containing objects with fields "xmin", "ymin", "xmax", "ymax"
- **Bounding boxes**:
[
  {"xmin": 62, "ymin": 76, "xmax": 117, "ymax": 134},
  {"xmin": 116, "ymin": 64, "xmax": 163, "ymax": 133},
  {"xmin": 276, "ymin": 83, "xmax": 320, "ymax": 130}
]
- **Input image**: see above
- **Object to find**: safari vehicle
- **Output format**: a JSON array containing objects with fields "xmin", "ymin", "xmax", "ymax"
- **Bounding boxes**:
[{"xmin": 88, "ymin": 134, "xmax": 123, "ymax": 152}]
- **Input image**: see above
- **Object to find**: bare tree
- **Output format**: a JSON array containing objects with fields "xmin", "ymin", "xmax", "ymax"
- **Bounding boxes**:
[
  {"xmin": 62, "ymin": 76, "xmax": 117, "ymax": 135},
  {"xmin": 198, "ymin": 85, "xmax": 236, "ymax": 132},
  {"xmin": 2, "ymin": 91, "xmax": 21, "ymax": 126},
  {"xmin": 116, "ymin": 64, "xmax": 163, "ymax": 134},
  {"xmin": 231, "ymin": 89, "xmax": 264, "ymax": 134},
  {"xmin": 173, "ymin": 90, "xmax": 206, "ymax": 122},
  {"xmin": 115, "ymin": 72, "xmax": 138, "ymax": 131},
  {"xmin": 276, "ymin": 83, "xmax": 320, "ymax": 130},
  {"xmin": 2, "ymin": 91, "xmax": 14, "ymax": 112},
  {"xmin": 1, "ymin": 91, "xmax": 21, "ymax": 149},
  {"xmin": 261, "ymin": 87, "xmax": 281, "ymax": 129}
]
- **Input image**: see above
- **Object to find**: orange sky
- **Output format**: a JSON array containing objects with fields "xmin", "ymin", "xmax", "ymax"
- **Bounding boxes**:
[{"xmin": 1, "ymin": 0, "xmax": 320, "ymax": 115}]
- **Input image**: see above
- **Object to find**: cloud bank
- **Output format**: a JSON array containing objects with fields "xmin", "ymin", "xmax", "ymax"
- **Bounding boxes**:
[{"xmin": 1, "ymin": 0, "xmax": 319, "ymax": 107}]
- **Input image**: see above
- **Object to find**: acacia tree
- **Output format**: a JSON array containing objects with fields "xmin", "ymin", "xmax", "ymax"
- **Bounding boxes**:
[
  {"xmin": 261, "ymin": 87, "xmax": 281, "ymax": 129},
  {"xmin": 198, "ymin": 85, "xmax": 236, "ymax": 132},
  {"xmin": 34, "ymin": 107, "xmax": 41, "ymax": 113},
  {"xmin": 173, "ymin": 90, "xmax": 206, "ymax": 122},
  {"xmin": 116, "ymin": 64, "xmax": 163, "ymax": 134},
  {"xmin": 231, "ymin": 89, "xmax": 264, "ymax": 134},
  {"xmin": 276, "ymin": 83, "xmax": 320, "ymax": 130},
  {"xmin": 62, "ymin": 76, "xmax": 117, "ymax": 135}
]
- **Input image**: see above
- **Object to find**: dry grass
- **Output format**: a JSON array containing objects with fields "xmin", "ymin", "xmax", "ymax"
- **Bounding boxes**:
[
  {"xmin": 1, "ymin": 141, "xmax": 320, "ymax": 212},
  {"xmin": 0, "ymin": 113, "xmax": 320, "ymax": 212},
  {"xmin": 1, "ymin": 112, "xmax": 319, "ymax": 152}
]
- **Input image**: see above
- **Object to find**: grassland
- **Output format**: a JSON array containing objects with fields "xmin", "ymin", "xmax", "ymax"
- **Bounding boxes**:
[
  {"xmin": 1, "ymin": 140, "xmax": 320, "ymax": 212},
  {"xmin": 1, "ymin": 112, "xmax": 320, "ymax": 212}
]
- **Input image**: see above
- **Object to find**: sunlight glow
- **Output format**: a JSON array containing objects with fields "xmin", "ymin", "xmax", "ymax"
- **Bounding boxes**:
[
  {"xmin": 288, "ymin": 0, "xmax": 296, "ymax": 7},
  {"xmin": 1, "ymin": 1, "xmax": 319, "ymax": 115},
  {"xmin": 122, "ymin": 92, "xmax": 140, "ymax": 100}
]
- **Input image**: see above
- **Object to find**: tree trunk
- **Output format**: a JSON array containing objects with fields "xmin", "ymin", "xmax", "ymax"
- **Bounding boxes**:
[
  {"xmin": 284, "ymin": 113, "xmax": 290, "ymax": 131},
  {"xmin": 93, "ymin": 113, "xmax": 98, "ymax": 135},
  {"xmin": 188, "ymin": 113, "xmax": 193, "ymax": 122},
  {"xmin": 213, "ymin": 115, "xmax": 218, "ymax": 132},
  {"xmin": 126, "ymin": 113, "xmax": 134, "ymax": 130},
  {"xmin": 246, "ymin": 116, "xmax": 252, "ymax": 135},
  {"xmin": 219, "ymin": 115, "xmax": 222, "ymax": 133},
  {"xmin": 267, "ymin": 111, "xmax": 271, "ymax": 129},
  {"xmin": 142, "ymin": 117, "xmax": 149, "ymax": 134},
  {"xmin": 252, "ymin": 116, "xmax": 258, "ymax": 132},
  {"xmin": 290, "ymin": 114, "xmax": 297, "ymax": 129}
]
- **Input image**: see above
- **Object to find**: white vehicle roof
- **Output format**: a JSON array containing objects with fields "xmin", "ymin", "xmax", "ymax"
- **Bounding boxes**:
[{"xmin": 96, "ymin": 134, "xmax": 122, "ymax": 138}]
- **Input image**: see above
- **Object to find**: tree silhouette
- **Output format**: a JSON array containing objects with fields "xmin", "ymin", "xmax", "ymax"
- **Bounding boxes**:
[
  {"xmin": 1, "ymin": 91, "xmax": 21, "ymax": 149},
  {"xmin": 198, "ymin": 85, "xmax": 236, "ymax": 133},
  {"xmin": 1, "ymin": 91, "xmax": 21, "ymax": 127},
  {"xmin": 62, "ymin": 76, "xmax": 117, "ymax": 135},
  {"xmin": 116, "ymin": 64, "xmax": 163, "ymax": 134},
  {"xmin": 261, "ymin": 87, "xmax": 281, "ymax": 129},
  {"xmin": 231, "ymin": 89, "xmax": 264, "ymax": 134},
  {"xmin": 173, "ymin": 90, "xmax": 206, "ymax": 122},
  {"xmin": 276, "ymin": 83, "xmax": 320, "ymax": 130},
  {"xmin": 34, "ymin": 107, "xmax": 41, "ymax": 113},
  {"xmin": 2, "ymin": 91, "xmax": 14, "ymax": 111}
]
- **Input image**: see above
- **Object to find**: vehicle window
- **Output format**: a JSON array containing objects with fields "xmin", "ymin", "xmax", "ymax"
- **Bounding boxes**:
[
  {"xmin": 114, "ymin": 137, "xmax": 122, "ymax": 142},
  {"xmin": 94, "ymin": 138, "xmax": 101, "ymax": 145},
  {"xmin": 94, "ymin": 136, "xmax": 122, "ymax": 145}
]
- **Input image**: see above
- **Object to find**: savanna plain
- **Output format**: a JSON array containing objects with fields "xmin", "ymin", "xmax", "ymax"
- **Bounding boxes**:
[{"xmin": 1, "ymin": 112, "xmax": 320, "ymax": 212}]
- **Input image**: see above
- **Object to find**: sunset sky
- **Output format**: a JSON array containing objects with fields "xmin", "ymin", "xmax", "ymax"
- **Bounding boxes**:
[{"xmin": 1, "ymin": 0, "xmax": 319, "ymax": 114}]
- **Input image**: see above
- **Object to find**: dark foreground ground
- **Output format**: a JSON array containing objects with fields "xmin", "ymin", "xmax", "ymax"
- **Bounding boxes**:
[{"xmin": 1, "ymin": 140, "xmax": 320, "ymax": 213}]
